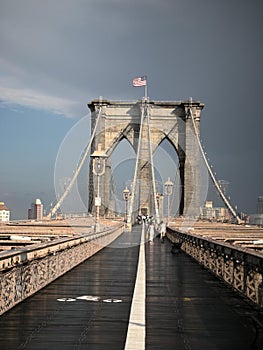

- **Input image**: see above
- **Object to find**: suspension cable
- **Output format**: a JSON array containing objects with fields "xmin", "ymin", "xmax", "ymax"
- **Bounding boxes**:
[
  {"xmin": 188, "ymin": 106, "xmax": 243, "ymax": 224},
  {"xmin": 127, "ymin": 102, "xmax": 145, "ymax": 226},
  {"xmin": 146, "ymin": 103, "xmax": 160, "ymax": 224},
  {"xmin": 111, "ymin": 173, "xmax": 121, "ymax": 215},
  {"xmin": 47, "ymin": 107, "xmax": 102, "ymax": 219},
  {"xmin": 168, "ymin": 165, "xmax": 180, "ymax": 217}
]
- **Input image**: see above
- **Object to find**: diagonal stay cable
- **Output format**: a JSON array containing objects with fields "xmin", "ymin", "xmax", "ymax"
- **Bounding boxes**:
[{"xmin": 47, "ymin": 107, "xmax": 102, "ymax": 219}]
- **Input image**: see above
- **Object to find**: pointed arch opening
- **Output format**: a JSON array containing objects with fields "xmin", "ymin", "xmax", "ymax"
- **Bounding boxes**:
[
  {"xmin": 153, "ymin": 138, "xmax": 181, "ymax": 220},
  {"xmin": 109, "ymin": 137, "xmax": 136, "ymax": 217}
]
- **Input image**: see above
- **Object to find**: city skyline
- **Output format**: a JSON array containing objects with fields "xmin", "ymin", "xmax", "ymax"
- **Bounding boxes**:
[{"xmin": 0, "ymin": 0, "xmax": 262, "ymax": 219}]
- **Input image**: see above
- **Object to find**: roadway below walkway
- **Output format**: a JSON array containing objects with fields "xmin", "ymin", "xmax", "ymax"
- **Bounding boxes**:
[{"xmin": 0, "ymin": 224, "xmax": 262, "ymax": 349}]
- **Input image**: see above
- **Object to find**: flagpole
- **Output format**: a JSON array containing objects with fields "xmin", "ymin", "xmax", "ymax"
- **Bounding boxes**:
[{"xmin": 132, "ymin": 76, "xmax": 147, "ymax": 99}]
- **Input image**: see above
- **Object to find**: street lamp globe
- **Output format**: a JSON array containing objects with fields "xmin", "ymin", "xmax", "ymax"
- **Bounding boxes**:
[
  {"xmin": 164, "ymin": 177, "xmax": 173, "ymax": 196},
  {"xmin": 123, "ymin": 187, "xmax": 130, "ymax": 201}
]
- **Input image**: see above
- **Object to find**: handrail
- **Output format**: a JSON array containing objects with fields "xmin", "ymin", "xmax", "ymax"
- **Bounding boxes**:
[{"xmin": 0, "ymin": 223, "xmax": 123, "ymax": 267}]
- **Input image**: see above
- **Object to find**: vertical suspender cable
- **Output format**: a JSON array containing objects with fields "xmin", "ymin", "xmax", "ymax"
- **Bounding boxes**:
[{"xmin": 47, "ymin": 107, "xmax": 103, "ymax": 219}]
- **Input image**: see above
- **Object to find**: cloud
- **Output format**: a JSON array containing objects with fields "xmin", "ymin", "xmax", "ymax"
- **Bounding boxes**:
[
  {"xmin": 0, "ymin": 78, "xmax": 80, "ymax": 117},
  {"xmin": 0, "ymin": 0, "xmax": 179, "ymax": 114}
]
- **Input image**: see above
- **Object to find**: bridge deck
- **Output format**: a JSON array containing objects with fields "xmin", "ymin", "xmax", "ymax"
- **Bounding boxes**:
[
  {"xmin": 170, "ymin": 219, "xmax": 263, "ymax": 254},
  {"xmin": 0, "ymin": 225, "xmax": 262, "ymax": 350}
]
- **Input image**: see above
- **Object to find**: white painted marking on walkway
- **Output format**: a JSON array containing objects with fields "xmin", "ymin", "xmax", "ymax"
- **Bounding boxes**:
[
  {"xmin": 124, "ymin": 225, "xmax": 145, "ymax": 350},
  {"xmin": 57, "ymin": 295, "xmax": 123, "ymax": 303},
  {"xmin": 76, "ymin": 295, "xmax": 100, "ymax": 302},
  {"xmin": 102, "ymin": 298, "xmax": 123, "ymax": 303},
  {"xmin": 56, "ymin": 298, "xmax": 77, "ymax": 302}
]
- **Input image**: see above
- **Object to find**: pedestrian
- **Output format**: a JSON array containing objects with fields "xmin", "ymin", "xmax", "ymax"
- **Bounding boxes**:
[
  {"xmin": 159, "ymin": 221, "xmax": 166, "ymax": 243},
  {"xmin": 148, "ymin": 221, "xmax": 155, "ymax": 244}
]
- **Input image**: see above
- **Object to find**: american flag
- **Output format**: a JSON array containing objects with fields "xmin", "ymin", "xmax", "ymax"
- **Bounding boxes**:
[{"xmin": 133, "ymin": 76, "xmax": 147, "ymax": 87}]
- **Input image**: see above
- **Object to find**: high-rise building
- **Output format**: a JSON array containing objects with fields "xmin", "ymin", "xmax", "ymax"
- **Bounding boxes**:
[
  {"xmin": 28, "ymin": 199, "xmax": 43, "ymax": 221},
  {"xmin": 0, "ymin": 202, "xmax": 10, "ymax": 222},
  {"xmin": 257, "ymin": 196, "xmax": 263, "ymax": 214},
  {"xmin": 249, "ymin": 196, "xmax": 263, "ymax": 226}
]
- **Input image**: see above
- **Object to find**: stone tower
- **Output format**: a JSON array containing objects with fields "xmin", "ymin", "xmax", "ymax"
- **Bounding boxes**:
[{"xmin": 88, "ymin": 98, "xmax": 204, "ymax": 220}]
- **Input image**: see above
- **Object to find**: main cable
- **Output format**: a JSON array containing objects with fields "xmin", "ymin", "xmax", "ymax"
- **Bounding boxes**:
[{"xmin": 188, "ymin": 106, "xmax": 242, "ymax": 224}]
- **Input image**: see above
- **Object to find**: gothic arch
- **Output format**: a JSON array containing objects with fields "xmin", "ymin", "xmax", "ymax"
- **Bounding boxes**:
[{"xmin": 88, "ymin": 99, "xmax": 204, "ymax": 218}]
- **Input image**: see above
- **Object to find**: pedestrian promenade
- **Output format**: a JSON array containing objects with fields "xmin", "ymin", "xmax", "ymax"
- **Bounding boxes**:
[
  {"xmin": 145, "ymin": 231, "xmax": 262, "ymax": 349},
  {"xmin": 0, "ymin": 225, "xmax": 262, "ymax": 349}
]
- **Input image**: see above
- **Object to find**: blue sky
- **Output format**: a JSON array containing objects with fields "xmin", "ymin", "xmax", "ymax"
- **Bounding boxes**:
[
  {"xmin": 0, "ymin": 0, "xmax": 262, "ymax": 219},
  {"xmin": 0, "ymin": 106, "xmax": 75, "ymax": 217}
]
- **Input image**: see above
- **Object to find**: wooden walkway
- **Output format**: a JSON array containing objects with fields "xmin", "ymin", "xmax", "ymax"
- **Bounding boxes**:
[
  {"xmin": 0, "ymin": 225, "xmax": 262, "ymax": 349},
  {"xmin": 169, "ymin": 218, "xmax": 263, "ymax": 254}
]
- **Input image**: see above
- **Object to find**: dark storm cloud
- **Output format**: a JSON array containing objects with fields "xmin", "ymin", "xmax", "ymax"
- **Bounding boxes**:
[
  {"xmin": 0, "ymin": 0, "xmax": 262, "ymax": 213},
  {"xmin": 0, "ymin": 1, "xmax": 174, "ymax": 102}
]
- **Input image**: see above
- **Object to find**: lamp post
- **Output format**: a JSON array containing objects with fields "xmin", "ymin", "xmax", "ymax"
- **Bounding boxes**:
[
  {"xmin": 156, "ymin": 192, "xmax": 160, "ymax": 221},
  {"xmin": 156, "ymin": 192, "xmax": 164, "ymax": 221},
  {"xmin": 123, "ymin": 187, "xmax": 130, "ymax": 229},
  {"xmin": 91, "ymin": 144, "xmax": 107, "ymax": 232},
  {"xmin": 156, "ymin": 193, "xmax": 160, "ymax": 209},
  {"xmin": 164, "ymin": 177, "xmax": 173, "ymax": 225}
]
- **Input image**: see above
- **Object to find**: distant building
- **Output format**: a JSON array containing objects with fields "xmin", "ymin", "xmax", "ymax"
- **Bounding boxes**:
[
  {"xmin": 28, "ymin": 199, "xmax": 43, "ymax": 221},
  {"xmin": 250, "ymin": 196, "xmax": 263, "ymax": 226},
  {"xmin": 200, "ymin": 201, "xmax": 230, "ymax": 222},
  {"xmin": 257, "ymin": 196, "xmax": 263, "ymax": 214},
  {"xmin": 0, "ymin": 202, "xmax": 10, "ymax": 222}
]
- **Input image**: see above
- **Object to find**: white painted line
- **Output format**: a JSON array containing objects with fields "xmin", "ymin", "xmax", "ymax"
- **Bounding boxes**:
[{"xmin": 124, "ymin": 225, "xmax": 145, "ymax": 350}]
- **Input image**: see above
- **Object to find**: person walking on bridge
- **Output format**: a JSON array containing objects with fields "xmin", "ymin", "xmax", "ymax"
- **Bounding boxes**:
[
  {"xmin": 148, "ymin": 221, "xmax": 155, "ymax": 244},
  {"xmin": 159, "ymin": 221, "xmax": 166, "ymax": 243}
]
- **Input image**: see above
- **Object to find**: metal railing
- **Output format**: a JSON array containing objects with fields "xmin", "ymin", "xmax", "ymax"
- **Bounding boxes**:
[{"xmin": 167, "ymin": 227, "xmax": 263, "ymax": 307}]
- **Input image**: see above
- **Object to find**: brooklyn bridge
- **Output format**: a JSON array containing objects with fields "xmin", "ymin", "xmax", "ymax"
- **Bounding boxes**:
[{"xmin": 0, "ymin": 98, "xmax": 263, "ymax": 349}]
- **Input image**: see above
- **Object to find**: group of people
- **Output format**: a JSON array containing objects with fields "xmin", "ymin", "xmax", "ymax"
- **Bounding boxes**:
[
  {"xmin": 136, "ymin": 214, "xmax": 167, "ymax": 243},
  {"xmin": 147, "ymin": 219, "xmax": 166, "ymax": 244},
  {"xmin": 137, "ymin": 214, "xmax": 153, "ymax": 225}
]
